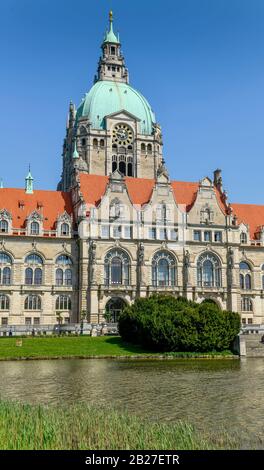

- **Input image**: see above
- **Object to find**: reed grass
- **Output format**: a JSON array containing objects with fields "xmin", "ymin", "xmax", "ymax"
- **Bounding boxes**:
[{"xmin": 0, "ymin": 401, "xmax": 240, "ymax": 450}]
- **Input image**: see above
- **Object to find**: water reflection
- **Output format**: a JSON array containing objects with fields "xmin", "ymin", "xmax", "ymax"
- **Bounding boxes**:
[{"xmin": 0, "ymin": 358, "xmax": 263, "ymax": 447}]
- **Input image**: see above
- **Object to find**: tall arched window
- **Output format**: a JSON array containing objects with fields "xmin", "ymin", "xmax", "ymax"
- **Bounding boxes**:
[
  {"xmin": 65, "ymin": 269, "xmax": 72, "ymax": 286},
  {"xmin": 197, "ymin": 253, "xmax": 221, "ymax": 287},
  {"xmin": 56, "ymin": 268, "xmax": 63, "ymax": 286},
  {"xmin": 147, "ymin": 144, "xmax": 152, "ymax": 154},
  {"xmin": 0, "ymin": 294, "xmax": 9, "ymax": 310},
  {"xmin": 25, "ymin": 254, "xmax": 43, "ymax": 285},
  {"xmin": 55, "ymin": 255, "xmax": 73, "ymax": 286},
  {"xmin": 25, "ymin": 295, "xmax": 41, "ymax": 310},
  {"xmin": 56, "ymin": 295, "xmax": 71, "ymax": 310},
  {"xmin": 0, "ymin": 252, "xmax": 12, "ymax": 286},
  {"xmin": 0, "ymin": 220, "xmax": 8, "ymax": 233},
  {"xmin": 30, "ymin": 222, "xmax": 39, "ymax": 235},
  {"xmin": 239, "ymin": 262, "xmax": 252, "ymax": 290},
  {"xmin": 104, "ymin": 249, "xmax": 130, "ymax": 286},
  {"xmin": 152, "ymin": 251, "xmax": 176, "ymax": 287},
  {"xmin": 34, "ymin": 268, "xmax": 42, "ymax": 285},
  {"xmin": 25, "ymin": 267, "xmax": 33, "ymax": 285}
]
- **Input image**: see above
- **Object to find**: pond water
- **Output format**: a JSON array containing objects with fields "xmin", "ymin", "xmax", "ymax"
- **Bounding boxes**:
[{"xmin": 0, "ymin": 358, "xmax": 263, "ymax": 448}]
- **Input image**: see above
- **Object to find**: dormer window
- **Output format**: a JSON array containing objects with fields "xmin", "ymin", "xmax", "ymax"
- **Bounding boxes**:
[
  {"xmin": 0, "ymin": 220, "xmax": 8, "ymax": 233},
  {"xmin": 240, "ymin": 232, "xmax": 247, "ymax": 244},
  {"xmin": 61, "ymin": 223, "xmax": 69, "ymax": 236},
  {"xmin": 30, "ymin": 222, "xmax": 39, "ymax": 235}
]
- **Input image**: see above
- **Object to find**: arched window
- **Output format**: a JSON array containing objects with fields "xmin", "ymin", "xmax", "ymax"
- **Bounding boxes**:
[
  {"xmin": 147, "ymin": 144, "xmax": 152, "ymax": 154},
  {"xmin": 30, "ymin": 222, "xmax": 39, "ymax": 235},
  {"xmin": 93, "ymin": 138, "xmax": 98, "ymax": 149},
  {"xmin": 25, "ymin": 254, "xmax": 43, "ymax": 285},
  {"xmin": 25, "ymin": 254, "xmax": 43, "ymax": 265},
  {"xmin": 0, "ymin": 253, "xmax": 12, "ymax": 264},
  {"xmin": 197, "ymin": 253, "xmax": 221, "ymax": 287},
  {"xmin": 240, "ymin": 232, "xmax": 247, "ymax": 244},
  {"xmin": 56, "ymin": 295, "xmax": 71, "ymax": 310},
  {"xmin": 25, "ymin": 295, "xmax": 41, "ymax": 310},
  {"xmin": 34, "ymin": 268, "xmax": 42, "ymax": 285},
  {"xmin": 0, "ymin": 220, "xmax": 8, "ymax": 233},
  {"xmin": 104, "ymin": 249, "xmax": 130, "ymax": 286},
  {"xmin": 61, "ymin": 223, "xmax": 70, "ymax": 236},
  {"xmin": 56, "ymin": 255, "xmax": 73, "ymax": 266},
  {"xmin": 100, "ymin": 139, "xmax": 105, "ymax": 148},
  {"xmin": 119, "ymin": 161, "xmax": 126, "ymax": 175},
  {"xmin": 55, "ymin": 255, "xmax": 73, "ymax": 286},
  {"xmin": 127, "ymin": 163, "xmax": 133, "ymax": 176},
  {"xmin": 0, "ymin": 252, "xmax": 12, "ymax": 286},
  {"xmin": 141, "ymin": 143, "xmax": 146, "ymax": 153},
  {"xmin": 2, "ymin": 267, "xmax": 11, "ymax": 285},
  {"xmin": 0, "ymin": 294, "xmax": 9, "ymax": 310},
  {"xmin": 105, "ymin": 297, "xmax": 126, "ymax": 323},
  {"xmin": 56, "ymin": 268, "xmax": 63, "ymax": 286},
  {"xmin": 152, "ymin": 251, "xmax": 176, "ymax": 287},
  {"xmin": 241, "ymin": 297, "xmax": 253, "ymax": 312},
  {"xmin": 25, "ymin": 267, "xmax": 33, "ymax": 285},
  {"xmin": 239, "ymin": 262, "xmax": 252, "ymax": 290},
  {"xmin": 65, "ymin": 269, "xmax": 72, "ymax": 286}
]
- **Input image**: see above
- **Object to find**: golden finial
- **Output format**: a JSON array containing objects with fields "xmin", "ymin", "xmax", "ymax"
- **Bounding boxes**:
[{"xmin": 109, "ymin": 10, "xmax": 113, "ymax": 22}]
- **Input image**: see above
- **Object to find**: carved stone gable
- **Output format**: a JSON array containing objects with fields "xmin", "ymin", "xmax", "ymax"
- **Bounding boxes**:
[{"xmin": 0, "ymin": 209, "xmax": 12, "ymax": 221}]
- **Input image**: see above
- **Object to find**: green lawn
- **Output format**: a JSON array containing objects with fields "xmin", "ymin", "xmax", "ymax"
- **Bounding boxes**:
[
  {"xmin": 0, "ymin": 336, "xmax": 236, "ymax": 360},
  {"xmin": 0, "ymin": 336, "xmax": 156, "ymax": 359},
  {"xmin": 0, "ymin": 400, "xmax": 241, "ymax": 450}
]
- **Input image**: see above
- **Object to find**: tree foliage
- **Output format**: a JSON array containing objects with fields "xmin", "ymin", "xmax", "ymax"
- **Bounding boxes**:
[{"xmin": 118, "ymin": 295, "xmax": 240, "ymax": 352}]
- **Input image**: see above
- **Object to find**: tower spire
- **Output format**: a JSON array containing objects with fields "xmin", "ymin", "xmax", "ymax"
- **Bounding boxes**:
[{"xmin": 25, "ymin": 165, "xmax": 34, "ymax": 194}]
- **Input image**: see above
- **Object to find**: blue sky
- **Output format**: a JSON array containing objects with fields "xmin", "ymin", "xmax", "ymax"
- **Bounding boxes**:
[{"xmin": 1, "ymin": 0, "xmax": 264, "ymax": 204}]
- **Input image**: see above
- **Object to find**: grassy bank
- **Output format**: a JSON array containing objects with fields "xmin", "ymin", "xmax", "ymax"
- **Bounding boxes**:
[
  {"xmin": 0, "ymin": 336, "xmax": 236, "ymax": 360},
  {"xmin": 0, "ymin": 401, "xmax": 240, "ymax": 450}
]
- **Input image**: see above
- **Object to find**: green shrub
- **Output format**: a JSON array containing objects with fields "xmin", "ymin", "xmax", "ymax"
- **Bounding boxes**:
[{"xmin": 118, "ymin": 295, "xmax": 240, "ymax": 352}]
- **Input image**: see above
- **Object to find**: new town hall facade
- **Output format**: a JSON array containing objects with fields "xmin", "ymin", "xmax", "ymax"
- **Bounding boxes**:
[{"xmin": 1, "ymin": 13, "xmax": 264, "ymax": 327}]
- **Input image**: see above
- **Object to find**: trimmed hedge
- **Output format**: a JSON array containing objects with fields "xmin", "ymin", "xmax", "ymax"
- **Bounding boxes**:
[{"xmin": 118, "ymin": 295, "xmax": 240, "ymax": 352}]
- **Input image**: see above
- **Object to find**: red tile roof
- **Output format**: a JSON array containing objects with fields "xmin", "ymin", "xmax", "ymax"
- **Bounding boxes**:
[
  {"xmin": 0, "ymin": 188, "xmax": 73, "ymax": 231},
  {"xmin": 79, "ymin": 173, "xmax": 201, "ymax": 210},
  {"xmin": 232, "ymin": 203, "xmax": 264, "ymax": 239}
]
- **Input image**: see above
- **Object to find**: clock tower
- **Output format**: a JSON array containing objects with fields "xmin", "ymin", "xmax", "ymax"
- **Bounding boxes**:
[{"xmin": 58, "ymin": 12, "xmax": 163, "ymax": 191}]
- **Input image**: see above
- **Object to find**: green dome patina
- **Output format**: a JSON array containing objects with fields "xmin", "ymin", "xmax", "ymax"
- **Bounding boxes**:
[{"xmin": 76, "ymin": 80, "xmax": 156, "ymax": 135}]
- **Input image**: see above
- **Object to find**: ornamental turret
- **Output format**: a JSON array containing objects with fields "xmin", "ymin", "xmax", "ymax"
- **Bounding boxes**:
[
  {"xmin": 25, "ymin": 166, "xmax": 34, "ymax": 194},
  {"xmin": 96, "ymin": 11, "xmax": 129, "ymax": 84}
]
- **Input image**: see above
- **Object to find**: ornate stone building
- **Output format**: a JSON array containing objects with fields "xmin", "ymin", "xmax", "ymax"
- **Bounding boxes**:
[{"xmin": 1, "ymin": 12, "xmax": 264, "ymax": 327}]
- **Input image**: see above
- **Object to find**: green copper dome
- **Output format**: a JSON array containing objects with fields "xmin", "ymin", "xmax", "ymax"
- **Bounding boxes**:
[{"xmin": 76, "ymin": 80, "xmax": 156, "ymax": 135}]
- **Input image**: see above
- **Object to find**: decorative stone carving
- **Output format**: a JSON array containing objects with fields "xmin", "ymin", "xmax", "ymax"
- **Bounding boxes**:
[
  {"xmin": 89, "ymin": 240, "xmax": 97, "ymax": 284},
  {"xmin": 156, "ymin": 158, "xmax": 169, "ymax": 181},
  {"xmin": 227, "ymin": 247, "xmax": 234, "ymax": 288},
  {"xmin": 57, "ymin": 211, "xmax": 72, "ymax": 224},
  {"xmin": 0, "ymin": 239, "xmax": 6, "ymax": 250},
  {"xmin": 183, "ymin": 249, "xmax": 190, "ymax": 286},
  {"xmin": 27, "ymin": 210, "xmax": 43, "ymax": 222},
  {"xmin": 0, "ymin": 209, "xmax": 12, "ymax": 221},
  {"xmin": 138, "ymin": 242, "xmax": 144, "ymax": 265},
  {"xmin": 153, "ymin": 123, "xmax": 162, "ymax": 144},
  {"xmin": 200, "ymin": 204, "xmax": 214, "ymax": 224}
]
